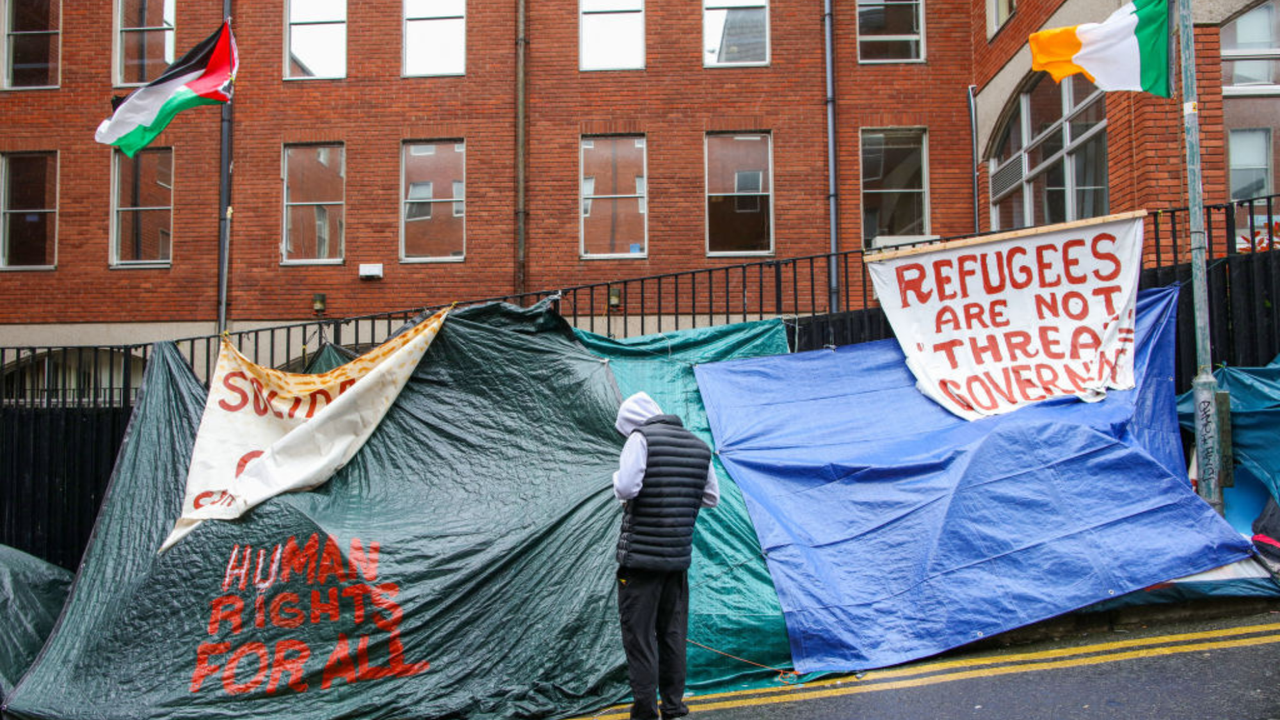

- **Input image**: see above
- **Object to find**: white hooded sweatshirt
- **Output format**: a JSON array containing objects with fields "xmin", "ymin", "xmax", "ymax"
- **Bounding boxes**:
[{"xmin": 612, "ymin": 391, "xmax": 719, "ymax": 507}]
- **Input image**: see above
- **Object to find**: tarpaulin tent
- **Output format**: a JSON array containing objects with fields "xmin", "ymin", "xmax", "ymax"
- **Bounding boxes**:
[
  {"xmin": 1177, "ymin": 352, "xmax": 1280, "ymax": 507},
  {"xmin": 695, "ymin": 287, "xmax": 1255, "ymax": 673},
  {"xmin": 575, "ymin": 321, "xmax": 799, "ymax": 690},
  {"xmin": 5, "ymin": 304, "xmax": 634, "ymax": 720},
  {"xmin": 0, "ymin": 546, "xmax": 72, "ymax": 704}
]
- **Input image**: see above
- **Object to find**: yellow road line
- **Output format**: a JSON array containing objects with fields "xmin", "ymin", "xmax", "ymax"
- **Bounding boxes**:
[{"xmin": 571, "ymin": 621, "xmax": 1280, "ymax": 719}]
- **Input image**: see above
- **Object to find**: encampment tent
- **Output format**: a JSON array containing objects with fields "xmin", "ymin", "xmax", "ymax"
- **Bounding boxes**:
[
  {"xmin": 694, "ymin": 287, "xmax": 1255, "ymax": 673},
  {"xmin": 0, "ymin": 545, "xmax": 72, "ymax": 705}
]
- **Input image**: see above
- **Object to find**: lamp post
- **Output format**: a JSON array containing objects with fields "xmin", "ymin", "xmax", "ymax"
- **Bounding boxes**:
[{"xmin": 1176, "ymin": 0, "xmax": 1225, "ymax": 515}]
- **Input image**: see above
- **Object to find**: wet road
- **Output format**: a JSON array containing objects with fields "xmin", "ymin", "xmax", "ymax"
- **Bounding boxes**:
[{"xmin": 574, "ymin": 610, "xmax": 1280, "ymax": 720}]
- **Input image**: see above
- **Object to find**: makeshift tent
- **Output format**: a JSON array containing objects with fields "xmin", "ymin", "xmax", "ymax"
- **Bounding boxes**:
[
  {"xmin": 5, "ymin": 304, "xmax": 636, "ymax": 720},
  {"xmin": 0, "ymin": 546, "xmax": 72, "ymax": 704},
  {"xmin": 695, "ymin": 287, "xmax": 1255, "ymax": 673},
  {"xmin": 1177, "ymin": 352, "xmax": 1280, "ymax": 506},
  {"xmin": 575, "ymin": 321, "xmax": 800, "ymax": 690}
]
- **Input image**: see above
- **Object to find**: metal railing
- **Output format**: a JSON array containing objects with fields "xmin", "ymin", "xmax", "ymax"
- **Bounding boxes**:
[{"xmin": 4, "ymin": 194, "xmax": 1280, "ymax": 408}]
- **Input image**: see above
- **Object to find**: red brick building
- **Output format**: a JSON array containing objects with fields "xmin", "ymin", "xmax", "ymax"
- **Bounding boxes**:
[{"xmin": 0, "ymin": 0, "xmax": 1274, "ymax": 346}]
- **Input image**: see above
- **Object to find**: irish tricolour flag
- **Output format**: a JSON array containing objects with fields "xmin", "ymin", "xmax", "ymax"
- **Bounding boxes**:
[
  {"xmin": 1029, "ymin": 0, "xmax": 1170, "ymax": 98},
  {"xmin": 96, "ymin": 22, "xmax": 238, "ymax": 157}
]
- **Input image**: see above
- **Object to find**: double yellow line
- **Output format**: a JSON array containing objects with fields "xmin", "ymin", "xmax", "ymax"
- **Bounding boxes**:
[{"xmin": 574, "ymin": 621, "xmax": 1280, "ymax": 719}]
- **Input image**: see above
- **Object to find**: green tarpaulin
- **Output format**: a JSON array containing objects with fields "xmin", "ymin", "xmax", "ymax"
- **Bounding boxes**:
[
  {"xmin": 0, "ymin": 546, "xmax": 72, "ymax": 704},
  {"xmin": 3, "ymin": 304, "xmax": 793, "ymax": 720},
  {"xmin": 575, "ymin": 321, "xmax": 798, "ymax": 691}
]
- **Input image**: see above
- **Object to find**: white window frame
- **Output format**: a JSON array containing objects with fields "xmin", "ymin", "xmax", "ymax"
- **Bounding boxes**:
[
  {"xmin": 114, "ymin": 0, "xmax": 175, "ymax": 87},
  {"xmin": 988, "ymin": 78, "xmax": 1108, "ymax": 231},
  {"xmin": 857, "ymin": 0, "xmax": 924, "ymax": 64},
  {"xmin": 985, "ymin": 0, "xmax": 1016, "ymax": 39},
  {"xmin": 581, "ymin": 0, "xmax": 645, "ymax": 72},
  {"xmin": 705, "ymin": 132, "xmax": 774, "ymax": 257},
  {"xmin": 3, "ymin": 0, "xmax": 62, "ymax": 89},
  {"xmin": 0, "ymin": 151, "xmax": 58, "ymax": 269},
  {"xmin": 1223, "ymin": 1, "xmax": 1280, "ymax": 96},
  {"xmin": 400, "ymin": 139, "xmax": 465, "ymax": 263},
  {"xmin": 1229, "ymin": 127, "xmax": 1273, "ymax": 200},
  {"xmin": 285, "ymin": 0, "xmax": 346, "ymax": 80},
  {"xmin": 580, "ymin": 135, "xmax": 648, "ymax": 259},
  {"xmin": 111, "ymin": 147, "xmax": 173, "ymax": 267},
  {"xmin": 282, "ymin": 143, "xmax": 345, "ymax": 265},
  {"xmin": 861, "ymin": 127, "xmax": 931, "ymax": 248},
  {"xmin": 703, "ymin": 0, "xmax": 770, "ymax": 68},
  {"xmin": 404, "ymin": 0, "xmax": 466, "ymax": 77}
]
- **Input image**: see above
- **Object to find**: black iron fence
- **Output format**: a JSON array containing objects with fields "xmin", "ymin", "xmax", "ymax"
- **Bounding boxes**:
[{"xmin": 5, "ymin": 195, "xmax": 1280, "ymax": 568}]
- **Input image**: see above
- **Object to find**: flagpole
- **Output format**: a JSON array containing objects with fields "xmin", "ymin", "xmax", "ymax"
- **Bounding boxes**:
[
  {"xmin": 217, "ymin": 13, "xmax": 233, "ymax": 334},
  {"xmin": 1175, "ymin": 0, "xmax": 1225, "ymax": 515}
]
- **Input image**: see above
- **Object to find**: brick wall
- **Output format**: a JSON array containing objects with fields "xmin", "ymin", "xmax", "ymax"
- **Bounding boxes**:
[{"xmin": 0, "ymin": 0, "xmax": 1239, "ymax": 328}]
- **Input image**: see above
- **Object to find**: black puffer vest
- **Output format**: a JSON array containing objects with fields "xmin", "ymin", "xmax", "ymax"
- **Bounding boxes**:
[{"xmin": 616, "ymin": 415, "xmax": 713, "ymax": 571}]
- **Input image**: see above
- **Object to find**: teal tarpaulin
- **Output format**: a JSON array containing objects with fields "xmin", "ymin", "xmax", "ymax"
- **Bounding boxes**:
[
  {"xmin": 0, "ymin": 545, "xmax": 72, "ymax": 703},
  {"xmin": 575, "ymin": 321, "xmax": 797, "ymax": 691}
]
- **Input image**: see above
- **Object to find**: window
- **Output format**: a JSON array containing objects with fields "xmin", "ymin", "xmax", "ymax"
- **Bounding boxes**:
[
  {"xmin": 402, "ymin": 140, "xmax": 464, "ymax": 260},
  {"xmin": 1222, "ymin": 2, "xmax": 1280, "ymax": 93},
  {"xmin": 581, "ymin": 0, "xmax": 644, "ymax": 71},
  {"xmin": 405, "ymin": 0, "xmax": 465, "ymax": 76},
  {"xmin": 5, "ymin": 0, "xmax": 60, "ymax": 88},
  {"xmin": 861, "ymin": 128, "xmax": 928, "ymax": 247},
  {"xmin": 118, "ymin": 0, "xmax": 174, "ymax": 85},
  {"xmin": 113, "ymin": 148, "xmax": 172, "ymax": 264},
  {"xmin": 1222, "ymin": 3, "xmax": 1280, "ymax": 205},
  {"xmin": 988, "ymin": 74, "xmax": 1107, "ymax": 231},
  {"xmin": 288, "ymin": 0, "xmax": 345, "ymax": 79},
  {"xmin": 1230, "ymin": 128, "xmax": 1272, "ymax": 200},
  {"xmin": 706, "ymin": 133, "xmax": 771, "ymax": 254},
  {"xmin": 2, "ymin": 152, "xmax": 56, "ymax": 267},
  {"xmin": 858, "ymin": 0, "xmax": 922, "ymax": 62},
  {"xmin": 581, "ymin": 136, "xmax": 647, "ymax": 257},
  {"xmin": 284, "ymin": 144, "xmax": 344, "ymax": 262},
  {"xmin": 703, "ymin": 0, "xmax": 768, "ymax": 67},
  {"xmin": 988, "ymin": 0, "xmax": 1015, "ymax": 36}
]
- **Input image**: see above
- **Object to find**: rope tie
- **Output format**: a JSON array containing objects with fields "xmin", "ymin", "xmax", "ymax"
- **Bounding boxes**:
[{"xmin": 685, "ymin": 638, "xmax": 800, "ymax": 685}]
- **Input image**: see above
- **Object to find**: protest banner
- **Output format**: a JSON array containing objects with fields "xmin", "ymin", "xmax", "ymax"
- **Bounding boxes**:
[
  {"xmin": 865, "ymin": 211, "xmax": 1145, "ymax": 421},
  {"xmin": 160, "ymin": 309, "xmax": 449, "ymax": 551}
]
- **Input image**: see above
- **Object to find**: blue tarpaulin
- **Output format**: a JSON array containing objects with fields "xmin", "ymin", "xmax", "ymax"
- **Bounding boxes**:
[{"xmin": 695, "ymin": 287, "xmax": 1254, "ymax": 673}]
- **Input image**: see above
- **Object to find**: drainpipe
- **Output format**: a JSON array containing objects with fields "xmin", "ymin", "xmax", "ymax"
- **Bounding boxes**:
[
  {"xmin": 967, "ymin": 85, "xmax": 980, "ymax": 234},
  {"xmin": 823, "ymin": 0, "xmax": 839, "ymax": 312},
  {"xmin": 514, "ymin": 0, "xmax": 528, "ymax": 297}
]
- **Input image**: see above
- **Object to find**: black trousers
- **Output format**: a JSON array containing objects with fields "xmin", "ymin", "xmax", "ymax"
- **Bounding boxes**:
[{"xmin": 617, "ymin": 566, "xmax": 690, "ymax": 720}]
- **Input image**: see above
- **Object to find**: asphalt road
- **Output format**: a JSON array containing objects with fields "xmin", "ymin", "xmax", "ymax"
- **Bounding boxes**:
[{"xmin": 574, "ymin": 608, "xmax": 1280, "ymax": 720}]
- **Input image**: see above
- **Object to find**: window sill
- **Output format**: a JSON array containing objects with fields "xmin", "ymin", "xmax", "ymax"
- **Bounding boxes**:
[
  {"xmin": 581, "ymin": 252, "xmax": 648, "ymax": 260},
  {"xmin": 402, "ymin": 71, "xmax": 466, "ymax": 78},
  {"xmin": 0, "ymin": 264, "xmax": 57, "ymax": 271},
  {"xmin": 704, "ymin": 61, "xmax": 771, "ymax": 69},
  {"xmin": 857, "ymin": 58, "xmax": 926, "ymax": 65},
  {"xmin": 401, "ymin": 255, "xmax": 465, "ymax": 263},
  {"xmin": 706, "ymin": 250, "xmax": 774, "ymax": 258},
  {"xmin": 280, "ymin": 258, "xmax": 345, "ymax": 266},
  {"xmin": 111, "ymin": 261, "xmax": 171, "ymax": 269},
  {"xmin": 1, "ymin": 84, "xmax": 60, "ymax": 92}
]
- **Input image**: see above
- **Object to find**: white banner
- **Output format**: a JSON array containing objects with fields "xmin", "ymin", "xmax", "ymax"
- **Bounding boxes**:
[
  {"xmin": 866, "ymin": 213, "xmax": 1144, "ymax": 421},
  {"xmin": 159, "ymin": 309, "xmax": 449, "ymax": 551}
]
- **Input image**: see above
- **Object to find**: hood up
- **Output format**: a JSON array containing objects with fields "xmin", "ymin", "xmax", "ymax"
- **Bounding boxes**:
[{"xmin": 615, "ymin": 391, "xmax": 662, "ymax": 436}]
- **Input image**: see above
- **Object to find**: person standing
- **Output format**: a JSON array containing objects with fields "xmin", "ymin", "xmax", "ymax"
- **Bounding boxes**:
[{"xmin": 612, "ymin": 391, "xmax": 719, "ymax": 720}]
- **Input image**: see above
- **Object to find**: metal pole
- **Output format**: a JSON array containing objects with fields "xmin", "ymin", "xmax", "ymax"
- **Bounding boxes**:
[
  {"xmin": 1176, "ymin": 0, "xmax": 1224, "ymax": 515},
  {"xmin": 514, "ymin": 0, "xmax": 528, "ymax": 297},
  {"xmin": 822, "ymin": 0, "xmax": 839, "ymax": 313},
  {"xmin": 967, "ymin": 85, "xmax": 980, "ymax": 235},
  {"xmin": 217, "ymin": 12, "xmax": 233, "ymax": 333}
]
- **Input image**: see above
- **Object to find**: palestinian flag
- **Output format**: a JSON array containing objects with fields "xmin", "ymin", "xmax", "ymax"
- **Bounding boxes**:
[
  {"xmin": 95, "ymin": 21, "xmax": 238, "ymax": 157},
  {"xmin": 1029, "ymin": 0, "xmax": 1170, "ymax": 98}
]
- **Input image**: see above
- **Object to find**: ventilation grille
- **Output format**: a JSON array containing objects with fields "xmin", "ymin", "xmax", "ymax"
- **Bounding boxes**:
[{"xmin": 991, "ymin": 160, "xmax": 1023, "ymax": 199}]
